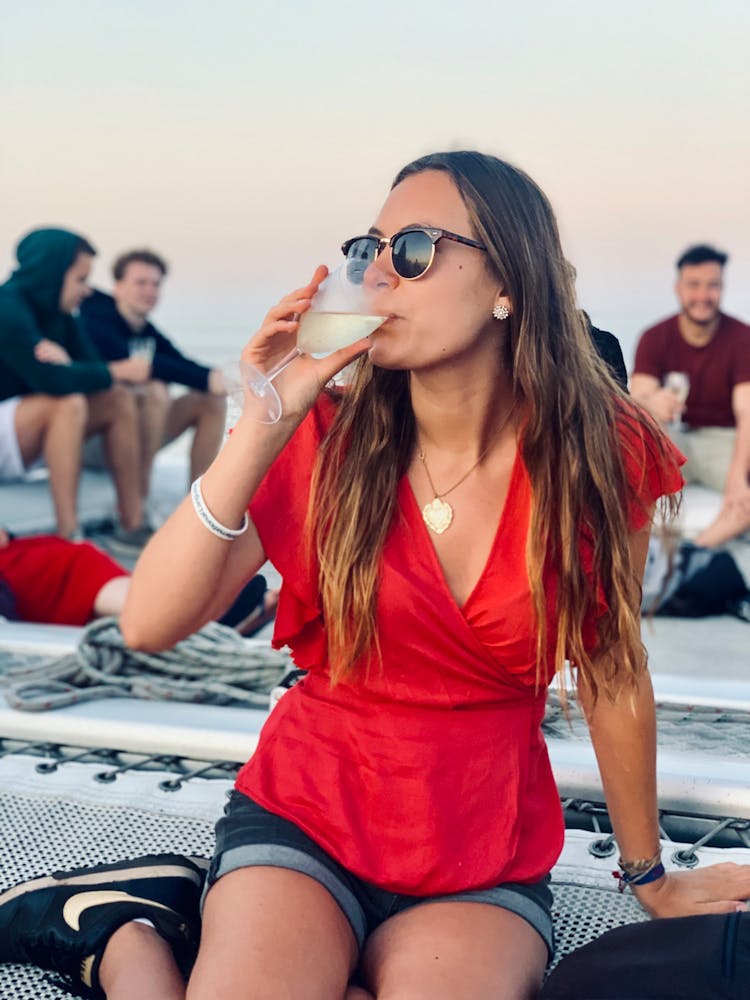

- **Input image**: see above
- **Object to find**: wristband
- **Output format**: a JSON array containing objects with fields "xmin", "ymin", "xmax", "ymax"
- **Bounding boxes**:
[
  {"xmin": 190, "ymin": 477, "xmax": 249, "ymax": 541},
  {"xmin": 614, "ymin": 862, "xmax": 666, "ymax": 894}
]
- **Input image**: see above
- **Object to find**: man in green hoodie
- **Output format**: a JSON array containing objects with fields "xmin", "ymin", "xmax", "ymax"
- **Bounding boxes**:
[{"xmin": 0, "ymin": 228, "xmax": 152, "ymax": 548}]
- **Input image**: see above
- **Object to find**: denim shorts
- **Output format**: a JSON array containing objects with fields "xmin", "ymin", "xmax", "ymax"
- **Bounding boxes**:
[{"xmin": 205, "ymin": 790, "xmax": 555, "ymax": 957}]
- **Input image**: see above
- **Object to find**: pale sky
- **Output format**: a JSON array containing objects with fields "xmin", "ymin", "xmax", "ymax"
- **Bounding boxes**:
[{"xmin": 2, "ymin": 0, "xmax": 749, "ymax": 364}]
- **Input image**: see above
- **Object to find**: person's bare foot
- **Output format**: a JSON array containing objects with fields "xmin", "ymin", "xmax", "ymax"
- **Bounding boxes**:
[{"xmin": 695, "ymin": 508, "xmax": 750, "ymax": 548}]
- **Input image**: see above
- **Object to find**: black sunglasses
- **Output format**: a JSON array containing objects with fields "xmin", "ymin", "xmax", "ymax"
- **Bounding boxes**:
[{"xmin": 341, "ymin": 227, "xmax": 486, "ymax": 282}]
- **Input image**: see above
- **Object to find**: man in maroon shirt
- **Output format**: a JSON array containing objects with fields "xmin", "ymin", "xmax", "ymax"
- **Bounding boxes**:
[{"xmin": 632, "ymin": 245, "xmax": 750, "ymax": 546}]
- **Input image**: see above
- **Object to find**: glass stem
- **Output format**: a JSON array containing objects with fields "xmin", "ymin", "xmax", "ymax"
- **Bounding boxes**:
[{"xmin": 264, "ymin": 347, "xmax": 303, "ymax": 383}]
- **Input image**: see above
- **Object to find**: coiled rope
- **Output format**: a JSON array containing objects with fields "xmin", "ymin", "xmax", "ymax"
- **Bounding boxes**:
[{"xmin": 3, "ymin": 617, "xmax": 292, "ymax": 711}]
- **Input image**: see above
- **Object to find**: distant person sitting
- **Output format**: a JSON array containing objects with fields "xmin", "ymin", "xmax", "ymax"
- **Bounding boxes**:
[
  {"xmin": 631, "ymin": 244, "xmax": 750, "ymax": 547},
  {"xmin": 80, "ymin": 249, "xmax": 227, "ymax": 500},
  {"xmin": 0, "ymin": 528, "xmax": 278, "ymax": 635},
  {"xmin": 0, "ymin": 228, "xmax": 152, "ymax": 548},
  {"xmin": 565, "ymin": 264, "xmax": 629, "ymax": 392},
  {"xmin": 584, "ymin": 313, "xmax": 628, "ymax": 391}
]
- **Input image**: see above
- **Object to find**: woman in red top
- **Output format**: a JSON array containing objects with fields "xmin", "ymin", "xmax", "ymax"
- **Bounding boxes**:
[{"xmin": 44, "ymin": 152, "xmax": 750, "ymax": 998}]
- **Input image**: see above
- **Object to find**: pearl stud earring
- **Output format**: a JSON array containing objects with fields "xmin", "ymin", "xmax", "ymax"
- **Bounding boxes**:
[{"xmin": 492, "ymin": 302, "xmax": 510, "ymax": 321}]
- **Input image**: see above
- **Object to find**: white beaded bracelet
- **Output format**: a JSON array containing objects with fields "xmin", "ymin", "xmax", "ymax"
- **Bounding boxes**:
[{"xmin": 190, "ymin": 477, "xmax": 249, "ymax": 541}]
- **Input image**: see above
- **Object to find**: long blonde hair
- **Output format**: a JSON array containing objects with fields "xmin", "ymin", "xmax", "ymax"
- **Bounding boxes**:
[{"xmin": 310, "ymin": 151, "xmax": 677, "ymax": 698}]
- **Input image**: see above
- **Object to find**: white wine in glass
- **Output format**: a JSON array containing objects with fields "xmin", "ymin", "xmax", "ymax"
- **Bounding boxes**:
[
  {"xmin": 297, "ymin": 311, "xmax": 384, "ymax": 357},
  {"xmin": 241, "ymin": 264, "xmax": 385, "ymax": 423}
]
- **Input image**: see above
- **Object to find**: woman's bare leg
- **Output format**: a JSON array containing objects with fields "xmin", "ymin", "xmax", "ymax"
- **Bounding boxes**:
[
  {"xmin": 187, "ymin": 867, "xmax": 357, "ymax": 1000},
  {"xmin": 98, "ymin": 921, "xmax": 185, "ymax": 1000},
  {"xmin": 360, "ymin": 901, "xmax": 548, "ymax": 1000}
]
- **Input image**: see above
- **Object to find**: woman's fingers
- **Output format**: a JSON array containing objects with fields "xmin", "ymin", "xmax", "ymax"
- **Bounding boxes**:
[
  {"xmin": 266, "ymin": 297, "xmax": 312, "ymax": 323},
  {"xmin": 314, "ymin": 337, "xmax": 372, "ymax": 386},
  {"xmin": 694, "ymin": 900, "xmax": 749, "ymax": 915},
  {"xmin": 250, "ymin": 265, "xmax": 330, "ymax": 345},
  {"xmin": 268, "ymin": 266, "xmax": 329, "ymax": 320}
]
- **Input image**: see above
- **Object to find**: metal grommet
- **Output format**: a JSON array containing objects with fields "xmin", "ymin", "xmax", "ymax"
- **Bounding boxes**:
[
  {"xmin": 671, "ymin": 849, "xmax": 699, "ymax": 869},
  {"xmin": 588, "ymin": 838, "xmax": 616, "ymax": 858}
]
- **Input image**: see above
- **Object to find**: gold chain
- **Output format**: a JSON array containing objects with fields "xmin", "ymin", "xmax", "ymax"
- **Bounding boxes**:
[
  {"xmin": 417, "ymin": 407, "xmax": 516, "ymax": 500},
  {"xmin": 418, "ymin": 442, "xmax": 493, "ymax": 499}
]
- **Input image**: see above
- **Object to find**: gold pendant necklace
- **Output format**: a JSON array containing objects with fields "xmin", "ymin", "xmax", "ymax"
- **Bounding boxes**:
[{"xmin": 417, "ymin": 408, "xmax": 515, "ymax": 535}]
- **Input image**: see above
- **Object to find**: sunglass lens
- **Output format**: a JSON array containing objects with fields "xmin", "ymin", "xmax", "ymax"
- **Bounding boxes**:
[
  {"xmin": 392, "ymin": 231, "xmax": 433, "ymax": 279},
  {"xmin": 345, "ymin": 237, "xmax": 377, "ymax": 285}
]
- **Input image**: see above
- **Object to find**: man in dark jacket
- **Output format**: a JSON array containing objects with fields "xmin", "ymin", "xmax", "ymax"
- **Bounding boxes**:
[
  {"xmin": 0, "ymin": 228, "xmax": 152, "ymax": 547},
  {"xmin": 80, "ymin": 249, "xmax": 226, "ymax": 499}
]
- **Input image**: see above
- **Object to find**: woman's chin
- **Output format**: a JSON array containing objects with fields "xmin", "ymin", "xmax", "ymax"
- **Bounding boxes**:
[{"xmin": 367, "ymin": 343, "xmax": 409, "ymax": 371}]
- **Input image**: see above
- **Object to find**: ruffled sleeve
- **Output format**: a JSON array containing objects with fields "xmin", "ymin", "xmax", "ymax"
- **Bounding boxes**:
[
  {"xmin": 248, "ymin": 395, "xmax": 338, "ymax": 668},
  {"xmin": 577, "ymin": 407, "xmax": 685, "ymax": 652},
  {"xmin": 617, "ymin": 404, "xmax": 686, "ymax": 531}
]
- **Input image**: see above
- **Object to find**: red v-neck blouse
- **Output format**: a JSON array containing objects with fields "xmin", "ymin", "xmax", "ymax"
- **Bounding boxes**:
[{"xmin": 237, "ymin": 397, "xmax": 684, "ymax": 894}]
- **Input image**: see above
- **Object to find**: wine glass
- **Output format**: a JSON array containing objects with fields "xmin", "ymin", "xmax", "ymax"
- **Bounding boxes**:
[
  {"xmin": 128, "ymin": 335, "xmax": 156, "ymax": 364},
  {"xmin": 241, "ymin": 264, "xmax": 385, "ymax": 424},
  {"xmin": 664, "ymin": 371, "xmax": 690, "ymax": 430},
  {"xmin": 127, "ymin": 336, "xmax": 156, "ymax": 395}
]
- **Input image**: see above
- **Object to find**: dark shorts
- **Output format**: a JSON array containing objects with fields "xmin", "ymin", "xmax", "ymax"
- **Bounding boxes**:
[{"xmin": 205, "ymin": 790, "xmax": 555, "ymax": 957}]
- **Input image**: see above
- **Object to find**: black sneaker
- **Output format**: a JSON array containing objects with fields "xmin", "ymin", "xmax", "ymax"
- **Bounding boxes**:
[{"xmin": 0, "ymin": 853, "xmax": 209, "ymax": 997}]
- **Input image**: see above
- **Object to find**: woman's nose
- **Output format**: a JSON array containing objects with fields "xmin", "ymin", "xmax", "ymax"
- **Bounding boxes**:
[{"xmin": 363, "ymin": 251, "xmax": 397, "ymax": 290}]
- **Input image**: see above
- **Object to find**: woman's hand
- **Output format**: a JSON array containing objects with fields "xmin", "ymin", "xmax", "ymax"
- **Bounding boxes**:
[
  {"xmin": 632, "ymin": 863, "xmax": 750, "ymax": 918},
  {"xmin": 239, "ymin": 266, "xmax": 372, "ymax": 423}
]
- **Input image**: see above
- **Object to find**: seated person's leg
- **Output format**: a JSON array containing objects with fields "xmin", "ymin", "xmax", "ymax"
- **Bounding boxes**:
[
  {"xmin": 85, "ymin": 386, "xmax": 146, "ymax": 535},
  {"xmin": 164, "ymin": 391, "xmax": 226, "ymax": 484},
  {"xmin": 691, "ymin": 428, "xmax": 750, "ymax": 546},
  {"xmin": 540, "ymin": 912, "xmax": 749, "ymax": 999},
  {"xmin": 686, "ymin": 427, "xmax": 735, "ymax": 494},
  {"xmin": 0, "ymin": 398, "xmax": 27, "ymax": 482},
  {"xmin": 0, "ymin": 854, "xmax": 207, "ymax": 1000},
  {"xmin": 190, "ymin": 799, "xmax": 358, "ymax": 1000},
  {"xmin": 135, "ymin": 380, "xmax": 171, "ymax": 500},
  {"xmin": 93, "ymin": 574, "xmax": 132, "ymax": 618},
  {"xmin": 359, "ymin": 897, "xmax": 548, "ymax": 1000},
  {"xmin": 12, "ymin": 394, "xmax": 87, "ymax": 538}
]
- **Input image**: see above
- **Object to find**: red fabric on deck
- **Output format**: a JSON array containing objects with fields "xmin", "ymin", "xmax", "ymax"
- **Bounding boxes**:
[{"xmin": 0, "ymin": 536, "xmax": 128, "ymax": 625}]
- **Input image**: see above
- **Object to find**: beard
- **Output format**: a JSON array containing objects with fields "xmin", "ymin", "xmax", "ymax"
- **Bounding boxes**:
[{"xmin": 682, "ymin": 302, "xmax": 720, "ymax": 327}]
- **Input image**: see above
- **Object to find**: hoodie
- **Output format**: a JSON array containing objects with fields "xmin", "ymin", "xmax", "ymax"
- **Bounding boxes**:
[
  {"xmin": 80, "ymin": 289, "xmax": 211, "ymax": 392},
  {"xmin": 0, "ymin": 228, "xmax": 112, "ymax": 402}
]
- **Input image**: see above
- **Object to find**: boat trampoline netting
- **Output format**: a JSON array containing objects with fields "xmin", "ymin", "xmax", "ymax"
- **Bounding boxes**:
[{"xmin": 3, "ymin": 750, "xmax": 749, "ymax": 998}]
